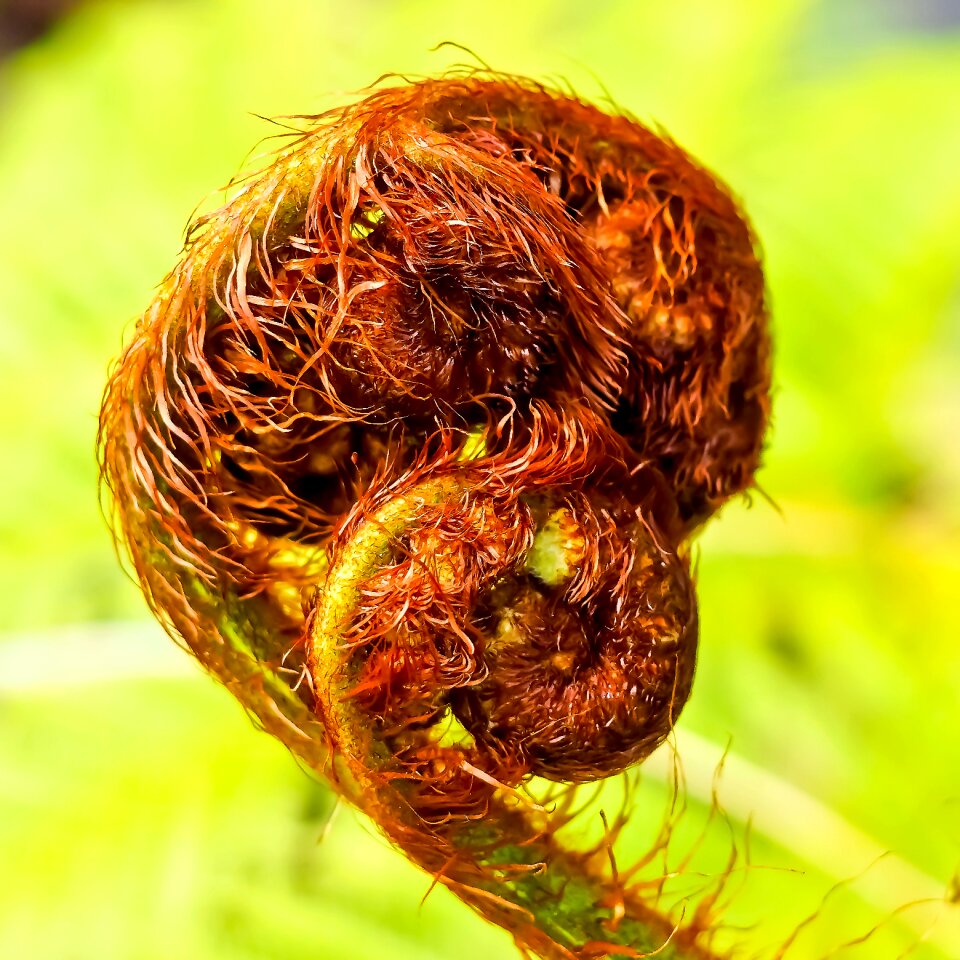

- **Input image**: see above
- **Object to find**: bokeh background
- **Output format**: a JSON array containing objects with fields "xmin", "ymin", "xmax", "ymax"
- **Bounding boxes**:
[{"xmin": 1, "ymin": 1, "xmax": 958, "ymax": 957}]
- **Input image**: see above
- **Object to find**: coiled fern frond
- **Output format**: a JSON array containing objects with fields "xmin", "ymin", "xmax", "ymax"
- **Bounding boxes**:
[{"xmin": 99, "ymin": 72, "xmax": 770, "ymax": 960}]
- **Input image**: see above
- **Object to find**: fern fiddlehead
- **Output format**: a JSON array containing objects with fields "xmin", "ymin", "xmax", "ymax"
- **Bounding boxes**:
[{"xmin": 99, "ymin": 73, "xmax": 769, "ymax": 959}]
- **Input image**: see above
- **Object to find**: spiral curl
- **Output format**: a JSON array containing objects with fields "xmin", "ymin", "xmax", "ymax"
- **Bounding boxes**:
[{"xmin": 100, "ymin": 72, "xmax": 769, "ymax": 959}]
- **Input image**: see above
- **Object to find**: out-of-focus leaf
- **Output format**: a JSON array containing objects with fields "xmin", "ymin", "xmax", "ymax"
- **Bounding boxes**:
[{"xmin": 1, "ymin": 0, "xmax": 958, "ymax": 957}]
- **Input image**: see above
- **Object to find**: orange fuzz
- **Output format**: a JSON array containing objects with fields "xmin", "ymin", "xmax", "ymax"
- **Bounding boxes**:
[{"xmin": 100, "ymin": 73, "xmax": 770, "ymax": 960}]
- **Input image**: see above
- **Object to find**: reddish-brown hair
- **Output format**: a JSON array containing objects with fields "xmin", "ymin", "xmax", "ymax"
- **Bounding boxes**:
[{"xmin": 100, "ymin": 72, "xmax": 769, "ymax": 959}]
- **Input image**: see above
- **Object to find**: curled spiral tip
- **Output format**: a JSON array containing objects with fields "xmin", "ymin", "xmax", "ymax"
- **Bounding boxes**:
[{"xmin": 99, "ymin": 70, "xmax": 769, "ymax": 960}]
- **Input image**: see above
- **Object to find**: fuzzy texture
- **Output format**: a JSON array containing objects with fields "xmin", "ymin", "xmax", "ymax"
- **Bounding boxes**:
[{"xmin": 99, "ymin": 72, "xmax": 770, "ymax": 959}]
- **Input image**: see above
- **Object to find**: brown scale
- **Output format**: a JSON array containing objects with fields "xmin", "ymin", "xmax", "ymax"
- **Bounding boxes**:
[
  {"xmin": 100, "ymin": 72, "xmax": 771, "ymax": 960},
  {"xmin": 450, "ymin": 487, "xmax": 697, "ymax": 782},
  {"xmin": 102, "ymin": 74, "xmax": 768, "ymax": 753},
  {"xmin": 152, "ymin": 79, "xmax": 765, "ymax": 566},
  {"xmin": 415, "ymin": 81, "xmax": 771, "ymax": 525}
]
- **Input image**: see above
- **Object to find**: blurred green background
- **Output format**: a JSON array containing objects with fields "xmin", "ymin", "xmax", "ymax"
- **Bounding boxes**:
[{"xmin": 1, "ymin": 0, "xmax": 958, "ymax": 957}]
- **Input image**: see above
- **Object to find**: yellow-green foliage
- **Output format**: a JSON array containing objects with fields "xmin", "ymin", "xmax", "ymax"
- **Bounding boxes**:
[{"xmin": 0, "ymin": 1, "xmax": 958, "ymax": 957}]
